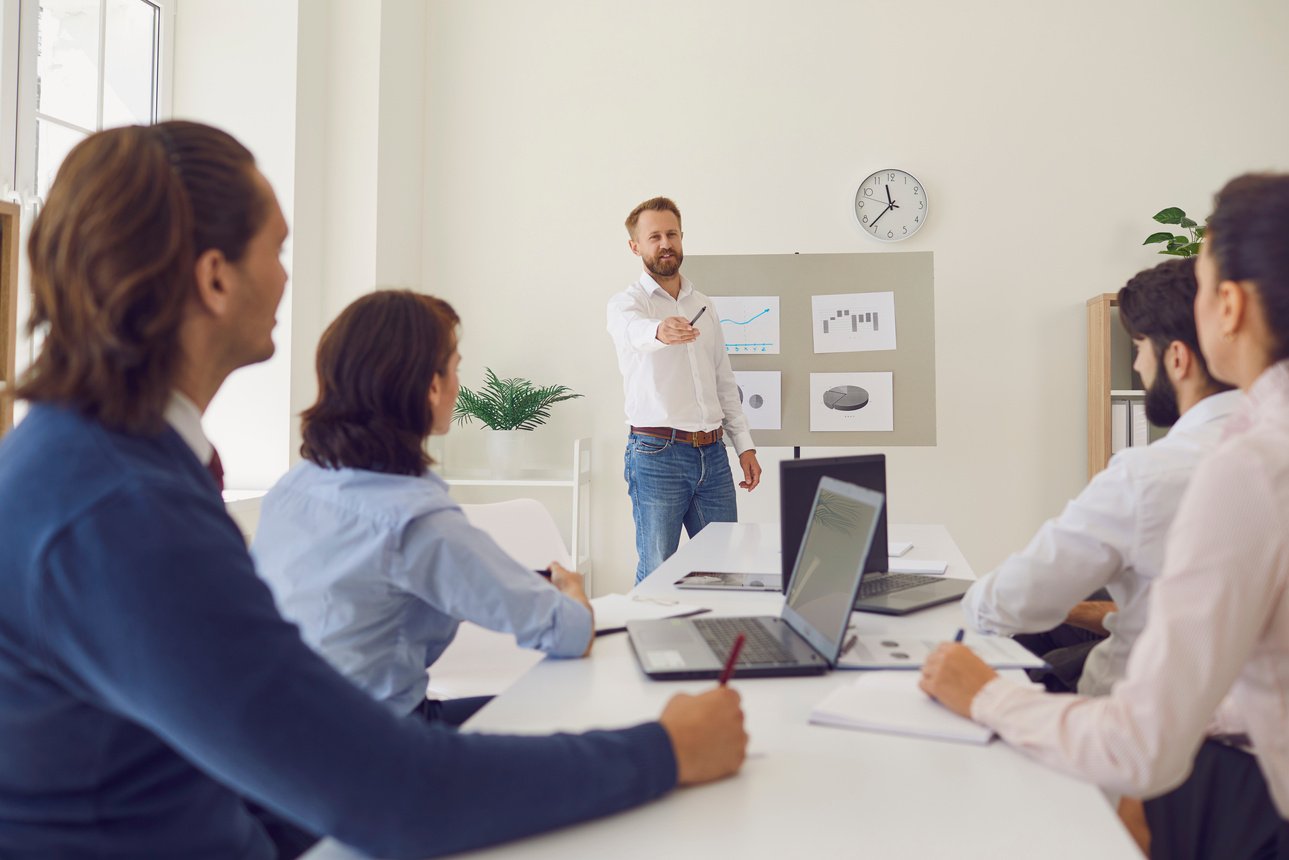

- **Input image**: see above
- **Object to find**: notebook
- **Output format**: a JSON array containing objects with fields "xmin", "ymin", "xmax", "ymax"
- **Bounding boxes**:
[
  {"xmin": 590, "ymin": 594, "xmax": 710, "ymax": 636},
  {"xmin": 673, "ymin": 571, "xmax": 782, "ymax": 591},
  {"xmin": 809, "ymin": 672, "xmax": 994, "ymax": 745},
  {"xmin": 836, "ymin": 633, "xmax": 1048, "ymax": 670},
  {"xmin": 626, "ymin": 477, "xmax": 883, "ymax": 680}
]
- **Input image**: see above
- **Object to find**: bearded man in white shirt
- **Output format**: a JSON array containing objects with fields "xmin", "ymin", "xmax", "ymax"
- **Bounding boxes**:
[
  {"xmin": 607, "ymin": 197, "xmax": 762, "ymax": 584},
  {"xmin": 961, "ymin": 257, "xmax": 1239, "ymax": 696}
]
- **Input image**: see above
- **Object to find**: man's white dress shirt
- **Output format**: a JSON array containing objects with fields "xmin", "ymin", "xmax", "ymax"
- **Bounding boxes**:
[
  {"xmin": 606, "ymin": 272, "xmax": 754, "ymax": 455},
  {"xmin": 963, "ymin": 390, "xmax": 1242, "ymax": 696},
  {"xmin": 972, "ymin": 361, "xmax": 1289, "ymax": 813},
  {"xmin": 164, "ymin": 391, "xmax": 213, "ymax": 464}
]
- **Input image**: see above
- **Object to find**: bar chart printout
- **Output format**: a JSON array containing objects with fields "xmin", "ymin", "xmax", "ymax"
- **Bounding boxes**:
[
  {"xmin": 714, "ymin": 296, "xmax": 781, "ymax": 354},
  {"xmin": 811, "ymin": 291, "xmax": 898, "ymax": 353}
]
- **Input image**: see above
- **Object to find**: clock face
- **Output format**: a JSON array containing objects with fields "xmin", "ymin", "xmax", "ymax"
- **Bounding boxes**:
[{"xmin": 854, "ymin": 169, "xmax": 927, "ymax": 242}]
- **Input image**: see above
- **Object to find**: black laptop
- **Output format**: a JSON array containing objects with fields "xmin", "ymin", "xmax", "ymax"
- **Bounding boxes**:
[
  {"xmin": 626, "ymin": 478, "xmax": 882, "ymax": 680},
  {"xmin": 780, "ymin": 455, "xmax": 970, "ymax": 616}
]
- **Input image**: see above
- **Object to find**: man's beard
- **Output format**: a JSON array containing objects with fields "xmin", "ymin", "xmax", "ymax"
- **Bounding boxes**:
[
  {"xmin": 645, "ymin": 250, "xmax": 682, "ymax": 278},
  {"xmin": 1144, "ymin": 369, "xmax": 1181, "ymax": 428}
]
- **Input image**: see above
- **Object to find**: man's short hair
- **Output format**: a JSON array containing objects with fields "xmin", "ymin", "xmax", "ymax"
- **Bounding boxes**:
[
  {"xmin": 625, "ymin": 197, "xmax": 682, "ymax": 237},
  {"xmin": 1117, "ymin": 257, "xmax": 1229, "ymax": 389}
]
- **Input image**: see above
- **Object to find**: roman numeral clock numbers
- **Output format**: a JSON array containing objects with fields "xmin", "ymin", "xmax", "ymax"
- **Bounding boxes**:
[{"xmin": 853, "ymin": 168, "xmax": 928, "ymax": 242}]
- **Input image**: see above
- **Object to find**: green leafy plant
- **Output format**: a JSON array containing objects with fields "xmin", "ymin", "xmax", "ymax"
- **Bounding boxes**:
[
  {"xmin": 452, "ymin": 368, "xmax": 583, "ymax": 431},
  {"xmin": 1143, "ymin": 207, "xmax": 1205, "ymax": 257}
]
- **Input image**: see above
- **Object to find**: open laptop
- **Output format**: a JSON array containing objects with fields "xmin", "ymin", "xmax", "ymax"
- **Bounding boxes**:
[
  {"xmin": 780, "ymin": 455, "xmax": 970, "ymax": 616},
  {"xmin": 627, "ymin": 477, "xmax": 882, "ymax": 680}
]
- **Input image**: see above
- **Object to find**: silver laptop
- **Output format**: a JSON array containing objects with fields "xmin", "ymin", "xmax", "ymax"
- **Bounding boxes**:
[{"xmin": 627, "ymin": 478, "xmax": 883, "ymax": 680}]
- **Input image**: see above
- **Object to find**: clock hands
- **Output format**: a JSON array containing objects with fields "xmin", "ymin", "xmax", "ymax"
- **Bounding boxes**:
[
  {"xmin": 886, "ymin": 184, "xmax": 893, "ymax": 206},
  {"xmin": 870, "ymin": 204, "xmax": 892, "ymax": 228},
  {"xmin": 869, "ymin": 184, "xmax": 899, "ymax": 229}
]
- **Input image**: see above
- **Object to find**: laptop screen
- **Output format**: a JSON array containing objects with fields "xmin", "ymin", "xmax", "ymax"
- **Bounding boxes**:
[
  {"xmin": 779, "ymin": 454, "xmax": 888, "ymax": 591},
  {"xmin": 780, "ymin": 477, "xmax": 884, "ymax": 662}
]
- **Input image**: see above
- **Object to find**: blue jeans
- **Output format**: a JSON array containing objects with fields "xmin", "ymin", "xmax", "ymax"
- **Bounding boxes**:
[{"xmin": 624, "ymin": 433, "xmax": 737, "ymax": 584}]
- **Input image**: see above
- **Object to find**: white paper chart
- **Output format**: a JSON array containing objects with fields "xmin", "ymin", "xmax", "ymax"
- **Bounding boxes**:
[
  {"xmin": 811, "ymin": 291, "xmax": 897, "ymax": 353},
  {"xmin": 714, "ymin": 296, "xmax": 781, "ymax": 354},
  {"xmin": 733, "ymin": 371, "xmax": 782, "ymax": 430},
  {"xmin": 809, "ymin": 372, "xmax": 894, "ymax": 432}
]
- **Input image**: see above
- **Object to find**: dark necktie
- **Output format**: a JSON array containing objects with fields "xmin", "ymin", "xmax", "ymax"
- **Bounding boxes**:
[{"xmin": 207, "ymin": 447, "xmax": 225, "ymax": 492}]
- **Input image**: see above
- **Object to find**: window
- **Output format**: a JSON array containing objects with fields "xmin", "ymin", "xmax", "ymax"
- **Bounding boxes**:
[{"xmin": 1, "ymin": 0, "xmax": 173, "ymax": 421}]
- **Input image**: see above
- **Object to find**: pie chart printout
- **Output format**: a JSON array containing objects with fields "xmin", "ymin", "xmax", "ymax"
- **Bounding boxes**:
[
  {"xmin": 810, "ymin": 372, "xmax": 893, "ymax": 431},
  {"xmin": 822, "ymin": 385, "xmax": 869, "ymax": 411}
]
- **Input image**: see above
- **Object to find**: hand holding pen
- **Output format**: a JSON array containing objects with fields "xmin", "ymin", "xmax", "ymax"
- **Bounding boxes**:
[
  {"xmin": 918, "ymin": 627, "xmax": 998, "ymax": 719},
  {"xmin": 656, "ymin": 306, "xmax": 704, "ymax": 345},
  {"xmin": 657, "ymin": 630, "xmax": 749, "ymax": 785}
]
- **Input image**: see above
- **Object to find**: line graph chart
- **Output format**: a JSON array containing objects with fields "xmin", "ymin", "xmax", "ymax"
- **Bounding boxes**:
[{"xmin": 714, "ymin": 296, "xmax": 780, "ymax": 354}]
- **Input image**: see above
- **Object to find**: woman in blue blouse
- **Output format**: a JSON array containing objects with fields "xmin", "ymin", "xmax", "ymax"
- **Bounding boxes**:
[{"xmin": 253, "ymin": 290, "xmax": 594, "ymax": 723}]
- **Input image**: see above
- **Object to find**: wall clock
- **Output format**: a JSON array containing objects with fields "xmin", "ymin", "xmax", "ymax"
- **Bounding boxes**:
[{"xmin": 854, "ymin": 168, "xmax": 927, "ymax": 242}]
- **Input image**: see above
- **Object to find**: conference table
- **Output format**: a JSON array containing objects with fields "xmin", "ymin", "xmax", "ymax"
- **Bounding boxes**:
[{"xmin": 305, "ymin": 523, "xmax": 1140, "ymax": 859}]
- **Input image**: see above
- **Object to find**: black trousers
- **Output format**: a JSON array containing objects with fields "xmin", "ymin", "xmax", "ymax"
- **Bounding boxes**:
[
  {"xmin": 415, "ymin": 695, "xmax": 494, "ymax": 727},
  {"xmin": 1145, "ymin": 740, "xmax": 1289, "ymax": 860},
  {"xmin": 1014, "ymin": 623, "xmax": 1107, "ymax": 693}
]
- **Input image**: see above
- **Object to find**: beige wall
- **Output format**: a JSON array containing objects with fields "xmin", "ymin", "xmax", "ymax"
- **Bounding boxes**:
[{"xmin": 421, "ymin": 0, "xmax": 1289, "ymax": 595}]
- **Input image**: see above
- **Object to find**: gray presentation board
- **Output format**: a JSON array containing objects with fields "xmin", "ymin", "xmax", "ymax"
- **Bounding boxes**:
[{"xmin": 682, "ymin": 251, "xmax": 936, "ymax": 447}]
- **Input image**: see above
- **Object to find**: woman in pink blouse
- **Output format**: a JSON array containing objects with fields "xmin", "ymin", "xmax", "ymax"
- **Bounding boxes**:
[{"xmin": 923, "ymin": 173, "xmax": 1289, "ymax": 860}]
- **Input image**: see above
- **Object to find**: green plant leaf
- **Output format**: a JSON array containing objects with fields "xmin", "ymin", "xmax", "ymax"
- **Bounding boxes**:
[
  {"xmin": 1143, "ymin": 232, "xmax": 1175, "ymax": 245},
  {"xmin": 1153, "ymin": 207, "xmax": 1186, "ymax": 225},
  {"xmin": 452, "ymin": 367, "xmax": 582, "ymax": 430},
  {"xmin": 1181, "ymin": 243, "xmax": 1202, "ymax": 257},
  {"xmin": 1166, "ymin": 237, "xmax": 1188, "ymax": 250},
  {"xmin": 1179, "ymin": 217, "xmax": 1198, "ymax": 229},
  {"xmin": 1195, "ymin": 225, "xmax": 1207, "ymax": 239},
  {"xmin": 1159, "ymin": 249, "xmax": 1189, "ymax": 257}
]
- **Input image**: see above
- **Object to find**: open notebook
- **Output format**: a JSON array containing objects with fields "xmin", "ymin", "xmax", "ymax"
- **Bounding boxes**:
[
  {"xmin": 590, "ymin": 594, "xmax": 709, "ymax": 636},
  {"xmin": 810, "ymin": 672, "xmax": 995, "ymax": 745}
]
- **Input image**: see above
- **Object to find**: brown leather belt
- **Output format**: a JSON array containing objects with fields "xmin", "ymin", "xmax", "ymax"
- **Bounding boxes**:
[{"xmin": 630, "ymin": 426, "xmax": 724, "ymax": 447}]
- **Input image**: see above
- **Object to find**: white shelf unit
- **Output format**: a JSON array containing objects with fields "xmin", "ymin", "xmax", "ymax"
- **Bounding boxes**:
[{"xmin": 440, "ymin": 438, "xmax": 593, "ymax": 585}]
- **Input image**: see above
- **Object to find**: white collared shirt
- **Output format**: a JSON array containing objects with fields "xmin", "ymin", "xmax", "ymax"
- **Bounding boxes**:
[
  {"xmin": 164, "ymin": 391, "xmax": 212, "ymax": 464},
  {"xmin": 972, "ymin": 362, "xmax": 1289, "ymax": 813},
  {"xmin": 962, "ymin": 390, "xmax": 1242, "ymax": 696},
  {"xmin": 606, "ymin": 272, "xmax": 754, "ymax": 454}
]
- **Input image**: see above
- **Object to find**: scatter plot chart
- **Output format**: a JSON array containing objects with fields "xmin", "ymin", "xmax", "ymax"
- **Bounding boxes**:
[
  {"xmin": 715, "ymin": 296, "xmax": 780, "ymax": 354},
  {"xmin": 733, "ymin": 371, "xmax": 781, "ymax": 430},
  {"xmin": 811, "ymin": 291, "xmax": 897, "ymax": 353}
]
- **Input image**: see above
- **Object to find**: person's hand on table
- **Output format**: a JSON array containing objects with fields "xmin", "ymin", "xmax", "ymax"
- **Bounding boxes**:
[
  {"xmin": 549, "ymin": 562, "xmax": 594, "ymax": 656},
  {"xmin": 918, "ymin": 643, "xmax": 999, "ymax": 719},
  {"xmin": 1065, "ymin": 600, "xmax": 1116, "ymax": 636},
  {"xmin": 656, "ymin": 316, "xmax": 699, "ymax": 345},
  {"xmin": 738, "ymin": 450, "xmax": 761, "ymax": 491},
  {"xmin": 659, "ymin": 687, "xmax": 748, "ymax": 785}
]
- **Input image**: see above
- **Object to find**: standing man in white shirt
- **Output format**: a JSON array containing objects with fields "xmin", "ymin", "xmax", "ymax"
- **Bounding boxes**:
[
  {"xmin": 607, "ymin": 197, "xmax": 762, "ymax": 584},
  {"xmin": 961, "ymin": 257, "xmax": 1239, "ymax": 695}
]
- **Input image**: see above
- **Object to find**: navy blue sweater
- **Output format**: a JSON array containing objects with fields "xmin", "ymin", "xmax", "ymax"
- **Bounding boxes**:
[{"xmin": 0, "ymin": 405, "xmax": 676, "ymax": 858}]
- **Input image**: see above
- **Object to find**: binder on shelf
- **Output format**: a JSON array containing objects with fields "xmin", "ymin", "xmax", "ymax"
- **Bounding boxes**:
[
  {"xmin": 1111, "ymin": 400, "xmax": 1129, "ymax": 453},
  {"xmin": 1130, "ymin": 401, "xmax": 1149, "ymax": 448}
]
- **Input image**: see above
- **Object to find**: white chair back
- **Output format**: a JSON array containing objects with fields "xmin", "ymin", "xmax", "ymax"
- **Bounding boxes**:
[{"xmin": 459, "ymin": 498, "xmax": 571, "ymax": 570}]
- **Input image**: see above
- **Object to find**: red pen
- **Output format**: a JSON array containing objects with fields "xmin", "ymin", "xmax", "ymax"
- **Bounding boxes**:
[{"xmin": 718, "ymin": 633, "xmax": 746, "ymax": 686}]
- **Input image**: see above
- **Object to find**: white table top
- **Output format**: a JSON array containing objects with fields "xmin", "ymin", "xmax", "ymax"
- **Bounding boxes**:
[{"xmin": 304, "ymin": 523, "xmax": 1139, "ymax": 860}]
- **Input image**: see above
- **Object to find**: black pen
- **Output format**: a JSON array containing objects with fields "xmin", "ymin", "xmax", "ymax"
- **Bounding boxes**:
[{"xmin": 688, "ymin": 306, "xmax": 707, "ymax": 326}]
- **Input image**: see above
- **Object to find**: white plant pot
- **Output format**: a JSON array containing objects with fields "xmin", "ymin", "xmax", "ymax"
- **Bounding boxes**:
[{"xmin": 486, "ymin": 429, "xmax": 533, "ymax": 478}]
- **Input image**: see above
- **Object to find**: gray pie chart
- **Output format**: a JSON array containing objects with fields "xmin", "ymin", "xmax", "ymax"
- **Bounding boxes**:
[
  {"xmin": 822, "ymin": 385, "xmax": 869, "ymax": 411},
  {"xmin": 748, "ymin": 394, "xmax": 764, "ymax": 409}
]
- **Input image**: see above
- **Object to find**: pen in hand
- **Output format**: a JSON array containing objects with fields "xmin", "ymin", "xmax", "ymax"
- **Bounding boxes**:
[
  {"xmin": 688, "ymin": 306, "xmax": 707, "ymax": 326},
  {"xmin": 718, "ymin": 633, "xmax": 746, "ymax": 686}
]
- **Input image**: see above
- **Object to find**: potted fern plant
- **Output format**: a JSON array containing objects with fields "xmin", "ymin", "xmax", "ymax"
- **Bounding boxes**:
[{"xmin": 453, "ymin": 368, "xmax": 583, "ymax": 477}]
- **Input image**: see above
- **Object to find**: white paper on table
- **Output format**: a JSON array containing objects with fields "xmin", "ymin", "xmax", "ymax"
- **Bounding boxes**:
[
  {"xmin": 811, "ymin": 291, "xmax": 897, "ymax": 353},
  {"xmin": 809, "ymin": 672, "xmax": 993, "ymax": 745},
  {"xmin": 888, "ymin": 541, "xmax": 913, "ymax": 557},
  {"xmin": 590, "ymin": 594, "xmax": 709, "ymax": 634},
  {"xmin": 809, "ymin": 372, "xmax": 894, "ymax": 432},
  {"xmin": 836, "ymin": 633, "xmax": 1047, "ymax": 671}
]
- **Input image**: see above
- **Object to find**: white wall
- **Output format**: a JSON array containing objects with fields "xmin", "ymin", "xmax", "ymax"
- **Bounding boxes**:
[
  {"xmin": 171, "ymin": 0, "xmax": 299, "ymax": 490},
  {"xmin": 421, "ymin": 0, "xmax": 1289, "ymax": 595}
]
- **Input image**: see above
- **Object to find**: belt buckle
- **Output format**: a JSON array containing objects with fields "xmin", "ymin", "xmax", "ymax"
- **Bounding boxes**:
[{"xmin": 692, "ymin": 430, "xmax": 708, "ymax": 447}]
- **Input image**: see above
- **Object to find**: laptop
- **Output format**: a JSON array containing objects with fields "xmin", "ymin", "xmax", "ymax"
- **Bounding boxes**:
[
  {"xmin": 627, "ymin": 477, "xmax": 882, "ymax": 680},
  {"xmin": 780, "ymin": 455, "xmax": 970, "ymax": 616}
]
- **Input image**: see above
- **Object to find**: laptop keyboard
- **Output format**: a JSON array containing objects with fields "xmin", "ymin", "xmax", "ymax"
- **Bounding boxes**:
[
  {"xmin": 859, "ymin": 573, "xmax": 937, "ymax": 598},
  {"xmin": 692, "ymin": 617, "xmax": 797, "ymax": 665}
]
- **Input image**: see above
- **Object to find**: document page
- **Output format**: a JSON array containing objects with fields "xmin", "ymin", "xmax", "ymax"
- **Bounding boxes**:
[
  {"xmin": 836, "ymin": 633, "xmax": 1047, "ymax": 670},
  {"xmin": 810, "ymin": 673, "xmax": 993, "ymax": 745}
]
